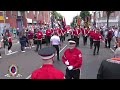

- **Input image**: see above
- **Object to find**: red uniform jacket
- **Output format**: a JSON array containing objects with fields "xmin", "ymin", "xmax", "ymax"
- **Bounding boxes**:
[
  {"xmin": 81, "ymin": 28, "xmax": 89, "ymax": 36},
  {"xmin": 77, "ymin": 28, "xmax": 81, "ymax": 34},
  {"xmin": 107, "ymin": 30, "xmax": 113, "ymax": 39},
  {"xmin": 88, "ymin": 30, "xmax": 95, "ymax": 38},
  {"xmin": 70, "ymin": 29, "xmax": 74, "ymax": 35},
  {"xmin": 28, "ymin": 31, "xmax": 34, "ymax": 39},
  {"xmin": 62, "ymin": 29, "xmax": 66, "ymax": 35},
  {"xmin": 7, "ymin": 34, "xmax": 12, "ymax": 42},
  {"xmin": 37, "ymin": 31, "xmax": 43, "ymax": 39},
  {"xmin": 31, "ymin": 64, "xmax": 64, "ymax": 79},
  {"xmin": 46, "ymin": 29, "xmax": 51, "ymax": 36},
  {"xmin": 51, "ymin": 29, "xmax": 54, "ymax": 35},
  {"xmin": 58, "ymin": 29, "xmax": 64, "ymax": 36},
  {"xmin": 62, "ymin": 48, "xmax": 82, "ymax": 68},
  {"xmin": 73, "ymin": 29, "xmax": 79, "ymax": 36},
  {"xmin": 93, "ymin": 32, "xmax": 102, "ymax": 41}
]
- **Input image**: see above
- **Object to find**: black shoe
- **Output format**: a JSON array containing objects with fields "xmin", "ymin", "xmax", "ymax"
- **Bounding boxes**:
[
  {"xmin": 93, "ymin": 53, "xmax": 95, "ymax": 55},
  {"xmin": 97, "ymin": 52, "xmax": 99, "ymax": 55},
  {"xmin": 57, "ymin": 59, "xmax": 60, "ymax": 61}
]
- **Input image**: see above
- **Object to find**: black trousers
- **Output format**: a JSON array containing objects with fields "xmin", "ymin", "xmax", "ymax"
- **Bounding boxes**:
[
  {"xmin": 46, "ymin": 36, "xmax": 51, "ymax": 45},
  {"xmin": 83, "ymin": 36, "xmax": 87, "ymax": 45},
  {"xmin": 53, "ymin": 45, "xmax": 59, "ymax": 60},
  {"xmin": 8, "ymin": 42, "xmax": 12, "ymax": 51},
  {"xmin": 63, "ymin": 35, "xmax": 65, "ymax": 41},
  {"xmin": 65, "ymin": 68, "xmax": 80, "ymax": 79},
  {"xmin": 90, "ymin": 37, "xmax": 93, "ymax": 48},
  {"xmin": 71, "ymin": 35, "xmax": 74, "ymax": 39},
  {"xmin": 36, "ymin": 40, "xmax": 42, "ymax": 51},
  {"xmin": 105, "ymin": 38, "xmax": 108, "ymax": 48},
  {"xmin": 74, "ymin": 36, "xmax": 79, "ymax": 47},
  {"xmin": 108, "ymin": 38, "xmax": 112, "ymax": 48},
  {"xmin": 20, "ymin": 41, "xmax": 26, "ymax": 51},
  {"xmin": 93, "ymin": 41, "xmax": 100, "ymax": 54},
  {"xmin": 60, "ymin": 36, "xmax": 64, "ymax": 43}
]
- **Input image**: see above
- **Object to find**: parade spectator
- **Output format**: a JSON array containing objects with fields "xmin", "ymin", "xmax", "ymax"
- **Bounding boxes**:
[
  {"xmin": 31, "ymin": 46, "xmax": 64, "ymax": 79},
  {"xmin": 97, "ymin": 47, "xmax": 120, "ymax": 79}
]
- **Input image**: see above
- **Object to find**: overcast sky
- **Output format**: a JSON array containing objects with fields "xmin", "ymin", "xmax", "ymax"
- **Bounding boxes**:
[{"xmin": 57, "ymin": 11, "xmax": 93, "ymax": 25}]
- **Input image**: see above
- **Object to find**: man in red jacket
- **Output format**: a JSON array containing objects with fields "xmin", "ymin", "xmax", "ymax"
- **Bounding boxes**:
[
  {"xmin": 62, "ymin": 38, "xmax": 82, "ymax": 79},
  {"xmin": 93, "ymin": 29, "xmax": 102, "ymax": 55},
  {"xmin": 88, "ymin": 28, "xmax": 95, "ymax": 49},
  {"xmin": 46, "ymin": 27, "xmax": 52, "ymax": 46},
  {"xmin": 31, "ymin": 46, "xmax": 64, "ymax": 79},
  {"xmin": 73, "ymin": 27, "xmax": 79, "ymax": 47},
  {"xmin": 28, "ymin": 30, "xmax": 34, "ymax": 49},
  {"xmin": 107, "ymin": 28, "xmax": 113, "ymax": 48},
  {"xmin": 81, "ymin": 27, "xmax": 89, "ymax": 46},
  {"xmin": 35, "ymin": 29, "xmax": 43, "ymax": 52}
]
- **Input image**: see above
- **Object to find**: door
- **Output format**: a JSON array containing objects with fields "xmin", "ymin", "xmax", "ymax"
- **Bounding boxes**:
[{"xmin": 17, "ymin": 20, "xmax": 22, "ymax": 32}]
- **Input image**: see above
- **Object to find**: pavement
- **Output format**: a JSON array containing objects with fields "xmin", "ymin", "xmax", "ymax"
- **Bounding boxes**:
[{"xmin": 0, "ymin": 35, "xmax": 115, "ymax": 79}]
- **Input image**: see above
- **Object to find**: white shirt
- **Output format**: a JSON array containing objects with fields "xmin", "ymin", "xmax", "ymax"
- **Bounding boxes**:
[
  {"xmin": 50, "ymin": 35, "xmax": 60, "ymax": 45},
  {"xmin": 114, "ymin": 30, "xmax": 118, "ymax": 37}
]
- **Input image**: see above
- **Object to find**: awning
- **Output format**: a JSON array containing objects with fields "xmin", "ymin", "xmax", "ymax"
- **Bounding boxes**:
[{"xmin": 27, "ymin": 18, "xmax": 32, "ymax": 23}]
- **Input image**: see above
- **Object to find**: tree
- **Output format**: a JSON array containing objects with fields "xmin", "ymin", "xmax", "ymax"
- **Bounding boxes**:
[
  {"xmin": 80, "ymin": 11, "xmax": 90, "ymax": 28},
  {"xmin": 80, "ymin": 11, "xmax": 90, "ymax": 21},
  {"xmin": 105, "ymin": 11, "xmax": 114, "ymax": 28},
  {"xmin": 70, "ymin": 15, "xmax": 78, "ymax": 28}
]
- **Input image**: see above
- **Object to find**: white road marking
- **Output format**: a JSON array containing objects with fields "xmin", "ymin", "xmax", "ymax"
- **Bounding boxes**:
[
  {"xmin": 55, "ymin": 45, "xmax": 67, "ymax": 56},
  {"xmin": 110, "ymin": 48, "xmax": 115, "ymax": 52},
  {"xmin": 102, "ymin": 40, "xmax": 115, "ymax": 52},
  {"xmin": 26, "ymin": 45, "xmax": 68, "ymax": 79},
  {"xmin": 13, "ymin": 41, "xmax": 19, "ymax": 45},
  {"xmin": 6, "ymin": 51, "xmax": 18, "ymax": 55}
]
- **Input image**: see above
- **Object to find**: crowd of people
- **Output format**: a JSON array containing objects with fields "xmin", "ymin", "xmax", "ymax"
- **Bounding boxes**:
[{"xmin": 0, "ymin": 23, "xmax": 120, "ymax": 79}]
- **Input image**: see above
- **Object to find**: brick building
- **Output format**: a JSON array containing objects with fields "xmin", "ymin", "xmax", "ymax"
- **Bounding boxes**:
[{"xmin": 0, "ymin": 11, "xmax": 50, "ymax": 33}]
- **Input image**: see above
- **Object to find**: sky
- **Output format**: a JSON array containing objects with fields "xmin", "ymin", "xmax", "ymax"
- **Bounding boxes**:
[{"xmin": 57, "ymin": 11, "xmax": 93, "ymax": 25}]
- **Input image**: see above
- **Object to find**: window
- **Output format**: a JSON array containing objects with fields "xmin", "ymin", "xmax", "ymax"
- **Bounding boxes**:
[
  {"xmin": 33, "ymin": 11, "xmax": 35, "ymax": 15},
  {"xmin": 37, "ymin": 11, "xmax": 39, "ymax": 14},
  {"xmin": 27, "ymin": 11, "xmax": 29, "ymax": 13},
  {"xmin": 11, "ymin": 11, "xmax": 13, "ymax": 17},
  {"xmin": 18, "ymin": 11, "xmax": 21, "ymax": 16}
]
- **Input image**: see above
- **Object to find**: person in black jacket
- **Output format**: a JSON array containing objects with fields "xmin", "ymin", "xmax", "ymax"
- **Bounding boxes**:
[
  {"xmin": 97, "ymin": 47, "xmax": 120, "ymax": 79},
  {"xmin": 19, "ymin": 31, "xmax": 26, "ymax": 52}
]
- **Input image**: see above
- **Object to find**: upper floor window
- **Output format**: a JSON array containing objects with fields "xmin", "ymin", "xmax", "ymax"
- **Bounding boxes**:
[
  {"xmin": 18, "ymin": 11, "xmax": 21, "ymax": 16},
  {"xmin": 33, "ymin": 11, "xmax": 35, "ymax": 15}
]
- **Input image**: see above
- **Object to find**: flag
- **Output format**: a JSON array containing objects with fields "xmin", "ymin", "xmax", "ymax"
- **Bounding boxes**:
[
  {"xmin": 63, "ymin": 17, "xmax": 66, "ymax": 26},
  {"xmin": 77, "ymin": 17, "xmax": 81, "ymax": 25}
]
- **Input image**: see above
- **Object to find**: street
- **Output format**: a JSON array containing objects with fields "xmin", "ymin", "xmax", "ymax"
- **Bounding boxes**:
[{"xmin": 0, "ymin": 35, "xmax": 114, "ymax": 79}]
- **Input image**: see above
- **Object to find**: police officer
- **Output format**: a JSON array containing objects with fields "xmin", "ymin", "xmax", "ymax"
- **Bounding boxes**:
[
  {"xmin": 31, "ymin": 46, "xmax": 64, "ymax": 79},
  {"xmin": 93, "ymin": 29, "xmax": 102, "ymax": 55},
  {"xmin": 62, "ymin": 38, "xmax": 82, "ymax": 79}
]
